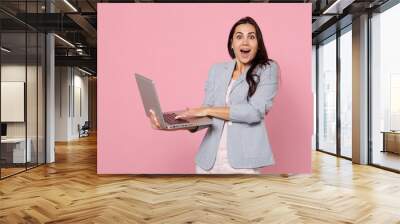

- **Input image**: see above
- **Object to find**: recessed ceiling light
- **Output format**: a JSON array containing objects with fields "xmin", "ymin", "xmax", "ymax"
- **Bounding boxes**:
[
  {"xmin": 322, "ymin": 0, "xmax": 355, "ymax": 15},
  {"xmin": 1, "ymin": 47, "xmax": 11, "ymax": 53},
  {"xmin": 63, "ymin": 0, "xmax": 78, "ymax": 12},
  {"xmin": 54, "ymin": 34, "xmax": 75, "ymax": 48},
  {"xmin": 77, "ymin": 67, "xmax": 93, "ymax": 76}
]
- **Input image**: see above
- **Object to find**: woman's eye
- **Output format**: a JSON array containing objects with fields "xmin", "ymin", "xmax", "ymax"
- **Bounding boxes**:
[
  {"xmin": 236, "ymin": 35, "xmax": 242, "ymax": 39},
  {"xmin": 249, "ymin": 35, "xmax": 256, "ymax": 40}
]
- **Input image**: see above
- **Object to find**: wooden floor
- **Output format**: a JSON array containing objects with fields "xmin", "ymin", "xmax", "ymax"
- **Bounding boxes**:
[
  {"xmin": 1, "ymin": 134, "xmax": 400, "ymax": 224},
  {"xmin": 373, "ymin": 150, "xmax": 400, "ymax": 171},
  {"xmin": 0, "ymin": 167, "xmax": 26, "ymax": 178}
]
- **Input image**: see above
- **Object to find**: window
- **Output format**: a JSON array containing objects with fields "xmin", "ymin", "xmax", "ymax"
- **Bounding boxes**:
[
  {"xmin": 371, "ymin": 2, "xmax": 400, "ymax": 171},
  {"xmin": 317, "ymin": 36, "xmax": 337, "ymax": 154},
  {"xmin": 340, "ymin": 27, "xmax": 352, "ymax": 158}
]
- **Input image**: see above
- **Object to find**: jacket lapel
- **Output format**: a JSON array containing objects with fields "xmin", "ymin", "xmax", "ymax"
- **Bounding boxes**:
[
  {"xmin": 229, "ymin": 64, "xmax": 250, "ymax": 97},
  {"xmin": 223, "ymin": 59, "xmax": 251, "ymax": 102},
  {"xmin": 222, "ymin": 59, "xmax": 236, "ymax": 101}
]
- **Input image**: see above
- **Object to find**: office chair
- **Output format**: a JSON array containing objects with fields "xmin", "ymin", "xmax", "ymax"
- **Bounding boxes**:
[{"xmin": 79, "ymin": 121, "xmax": 90, "ymax": 138}]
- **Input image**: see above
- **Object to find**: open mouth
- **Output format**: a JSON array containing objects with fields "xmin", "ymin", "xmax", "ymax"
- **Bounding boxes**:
[{"xmin": 240, "ymin": 49, "xmax": 251, "ymax": 58}]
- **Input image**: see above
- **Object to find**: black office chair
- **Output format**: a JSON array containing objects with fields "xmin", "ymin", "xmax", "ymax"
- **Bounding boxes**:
[{"xmin": 79, "ymin": 121, "xmax": 90, "ymax": 138}]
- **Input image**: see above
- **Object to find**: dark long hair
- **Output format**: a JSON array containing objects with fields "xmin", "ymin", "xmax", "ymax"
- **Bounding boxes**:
[{"xmin": 227, "ymin": 16, "xmax": 272, "ymax": 101}]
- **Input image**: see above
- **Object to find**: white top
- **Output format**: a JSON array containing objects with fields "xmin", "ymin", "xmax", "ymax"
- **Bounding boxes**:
[{"xmin": 196, "ymin": 79, "xmax": 260, "ymax": 174}]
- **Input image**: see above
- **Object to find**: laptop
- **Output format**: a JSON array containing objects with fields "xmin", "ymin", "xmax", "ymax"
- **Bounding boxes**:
[{"xmin": 135, "ymin": 73, "xmax": 212, "ymax": 130}]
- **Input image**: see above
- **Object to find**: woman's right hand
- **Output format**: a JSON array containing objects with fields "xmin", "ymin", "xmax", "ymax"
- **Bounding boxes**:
[
  {"xmin": 149, "ymin": 109, "xmax": 162, "ymax": 129},
  {"xmin": 148, "ymin": 109, "xmax": 197, "ymax": 132}
]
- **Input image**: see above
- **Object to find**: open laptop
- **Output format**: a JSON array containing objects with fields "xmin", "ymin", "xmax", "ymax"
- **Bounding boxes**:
[{"xmin": 135, "ymin": 73, "xmax": 212, "ymax": 130}]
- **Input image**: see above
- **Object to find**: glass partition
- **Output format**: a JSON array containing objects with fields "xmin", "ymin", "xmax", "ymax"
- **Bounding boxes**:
[
  {"xmin": 0, "ymin": 1, "xmax": 46, "ymax": 179},
  {"xmin": 317, "ymin": 35, "xmax": 337, "ymax": 154},
  {"xmin": 1, "ymin": 31, "xmax": 28, "ymax": 177},
  {"xmin": 38, "ymin": 32, "xmax": 45, "ymax": 165},
  {"xmin": 27, "ymin": 30, "xmax": 38, "ymax": 169}
]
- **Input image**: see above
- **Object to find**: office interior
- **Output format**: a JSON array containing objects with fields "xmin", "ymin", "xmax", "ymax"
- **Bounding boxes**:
[
  {"xmin": 0, "ymin": 0, "xmax": 97, "ymax": 179},
  {"xmin": 313, "ymin": 0, "xmax": 400, "ymax": 172},
  {"xmin": 0, "ymin": 0, "xmax": 399, "ymax": 222}
]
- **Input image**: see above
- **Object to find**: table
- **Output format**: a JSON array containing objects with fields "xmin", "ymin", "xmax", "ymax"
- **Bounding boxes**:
[{"xmin": 1, "ymin": 138, "xmax": 32, "ymax": 164}]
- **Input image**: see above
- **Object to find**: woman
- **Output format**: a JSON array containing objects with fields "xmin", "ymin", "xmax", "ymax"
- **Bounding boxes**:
[{"xmin": 150, "ymin": 16, "xmax": 279, "ymax": 174}]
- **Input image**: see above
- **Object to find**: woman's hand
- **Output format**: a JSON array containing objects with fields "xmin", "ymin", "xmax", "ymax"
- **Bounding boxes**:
[
  {"xmin": 175, "ymin": 107, "xmax": 210, "ymax": 119},
  {"xmin": 149, "ymin": 109, "xmax": 197, "ymax": 131},
  {"xmin": 149, "ymin": 109, "xmax": 162, "ymax": 129}
]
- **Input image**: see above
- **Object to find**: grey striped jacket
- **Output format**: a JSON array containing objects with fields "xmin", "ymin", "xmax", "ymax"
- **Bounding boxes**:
[{"xmin": 193, "ymin": 59, "xmax": 279, "ymax": 170}]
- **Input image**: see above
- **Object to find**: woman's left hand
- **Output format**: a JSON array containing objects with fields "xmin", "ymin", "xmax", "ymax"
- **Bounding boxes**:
[{"xmin": 175, "ymin": 107, "xmax": 210, "ymax": 119}]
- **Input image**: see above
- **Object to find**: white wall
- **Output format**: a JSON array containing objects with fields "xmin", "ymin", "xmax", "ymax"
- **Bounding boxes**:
[
  {"xmin": 1, "ymin": 65, "xmax": 41, "ymax": 137},
  {"xmin": 72, "ymin": 73, "xmax": 89, "ymax": 138},
  {"xmin": 55, "ymin": 67, "xmax": 89, "ymax": 141},
  {"xmin": 55, "ymin": 66, "xmax": 69, "ymax": 141}
]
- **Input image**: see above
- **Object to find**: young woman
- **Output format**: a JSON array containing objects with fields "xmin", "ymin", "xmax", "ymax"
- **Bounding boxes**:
[{"xmin": 150, "ymin": 16, "xmax": 279, "ymax": 174}]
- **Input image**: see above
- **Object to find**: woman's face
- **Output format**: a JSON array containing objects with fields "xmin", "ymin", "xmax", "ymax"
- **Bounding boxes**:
[{"xmin": 231, "ymin": 23, "xmax": 258, "ymax": 65}]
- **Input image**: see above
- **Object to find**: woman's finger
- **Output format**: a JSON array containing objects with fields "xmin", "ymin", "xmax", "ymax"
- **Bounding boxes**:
[
  {"xmin": 175, "ymin": 112, "xmax": 187, "ymax": 119},
  {"xmin": 149, "ymin": 109, "xmax": 154, "ymax": 119},
  {"xmin": 150, "ymin": 116, "xmax": 156, "ymax": 129},
  {"xmin": 148, "ymin": 109, "xmax": 161, "ymax": 129},
  {"xmin": 155, "ymin": 117, "xmax": 160, "ymax": 128},
  {"xmin": 153, "ymin": 116, "xmax": 160, "ymax": 128},
  {"xmin": 150, "ymin": 117, "xmax": 157, "ymax": 129},
  {"xmin": 175, "ymin": 107, "xmax": 189, "ymax": 119},
  {"xmin": 149, "ymin": 112, "xmax": 155, "ymax": 122}
]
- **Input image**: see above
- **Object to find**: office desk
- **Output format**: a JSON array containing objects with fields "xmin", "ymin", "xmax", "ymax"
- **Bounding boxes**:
[
  {"xmin": 1, "ymin": 138, "xmax": 32, "ymax": 163},
  {"xmin": 381, "ymin": 131, "xmax": 400, "ymax": 154}
]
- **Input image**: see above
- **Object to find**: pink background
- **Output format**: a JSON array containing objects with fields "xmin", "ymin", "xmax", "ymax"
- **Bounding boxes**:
[{"xmin": 98, "ymin": 3, "xmax": 312, "ymax": 174}]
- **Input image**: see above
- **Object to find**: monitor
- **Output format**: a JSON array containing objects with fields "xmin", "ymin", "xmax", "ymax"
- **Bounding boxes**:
[{"xmin": 1, "ymin": 123, "xmax": 7, "ymax": 137}]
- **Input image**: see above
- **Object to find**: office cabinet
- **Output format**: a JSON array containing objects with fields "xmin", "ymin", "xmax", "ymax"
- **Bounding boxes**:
[{"xmin": 382, "ymin": 131, "xmax": 400, "ymax": 154}]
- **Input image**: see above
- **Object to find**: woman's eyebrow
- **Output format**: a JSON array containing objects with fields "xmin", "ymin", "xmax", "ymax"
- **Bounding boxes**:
[{"xmin": 234, "ymin": 31, "xmax": 256, "ymax": 35}]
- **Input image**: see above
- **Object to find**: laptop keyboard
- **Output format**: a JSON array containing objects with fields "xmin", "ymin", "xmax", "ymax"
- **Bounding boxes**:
[{"xmin": 163, "ymin": 113, "xmax": 188, "ymax": 125}]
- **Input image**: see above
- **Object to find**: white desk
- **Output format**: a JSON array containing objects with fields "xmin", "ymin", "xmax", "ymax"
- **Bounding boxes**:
[{"xmin": 1, "ymin": 138, "xmax": 31, "ymax": 163}]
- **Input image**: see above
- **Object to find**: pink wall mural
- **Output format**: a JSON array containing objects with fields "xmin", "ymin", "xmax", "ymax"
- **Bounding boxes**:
[{"xmin": 98, "ymin": 3, "xmax": 312, "ymax": 174}]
